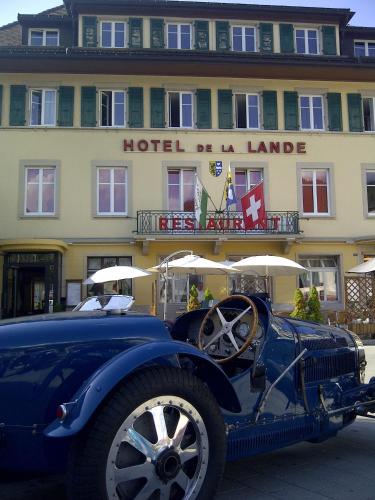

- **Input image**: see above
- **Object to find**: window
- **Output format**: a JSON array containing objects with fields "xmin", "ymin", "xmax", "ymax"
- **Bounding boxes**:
[
  {"xmin": 234, "ymin": 169, "xmax": 263, "ymax": 210},
  {"xmin": 167, "ymin": 169, "xmax": 195, "ymax": 211},
  {"xmin": 300, "ymin": 95, "xmax": 324, "ymax": 130},
  {"xmin": 295, "ymin": 28, "xmax": 319, "ymax": 54},
  {"xmin": 354, "ymin": 41, "xmax": 375, "ymax": 57},
  {"xmin": 167, "ymin": 24, "xmax": 191, "ymax": 49},
  {"xmin": 301, "ymin": 169, "xmax": 330, "ymax": 215},
  {"xmin": 100, "ymin": 90, "xmax": 126, "ymax": 127},
  {"xmin": 363, "ymin": 97, "xmax": 375, "ymax": 131},
  {"xmin": 30, "ymin": 89, "xmax": 57, "ymax": 126},
  {"xmin": 29, "ymin": 29, "xmax": 59, "ymax": 46},
  {"xmin": 235, "ymin": 93, "xmax": 260, "ymax": 129},
  {"xmin": 159, "ymin": 256, "xmax": 202, "ymax": 304},
  {"xmin": 365, "ymin": 170, "xmax": 375, "ymax": 215},
  {"xmin": 87, "ymin": 256, "xmax": 132, "ymax": 296},
  {"xmin": 168, "ymin": 92, "xmax": 193, "ymax": 128},
  {"xmin": 298, "ymin": 256, "xmax": 339, "ymax": 302},
  {"xmin": 232, "ymin": 26, "xmax": 256, "ymax": 52},
  {"xmin": 97, "ymin": 167, "xmax": 127, "ymax": 215},
  {"xmin": 25, "ymin": 167, "xmax": 56, "ymax": 215},
  {"xmin": 100, "ymin": 21, "xmax": 126, "ymax": 48}
]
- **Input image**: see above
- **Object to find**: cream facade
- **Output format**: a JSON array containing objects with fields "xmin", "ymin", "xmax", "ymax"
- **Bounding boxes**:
[{"xmin": 0, "ymin": 1, "xmax": 374, "ymax": 318}]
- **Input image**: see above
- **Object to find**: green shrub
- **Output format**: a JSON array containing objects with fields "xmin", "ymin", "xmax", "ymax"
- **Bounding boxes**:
[
  {"xmin": 203, "ymin": 288, "xmax": 214, "ymax": 301},
  {"xmin": 290, "ymin": 288, "xmax": 307, "ymax": 320},
  {"xmin": 187, "ymin": 284, "xmax": 200, "ymax": 311},
  {"xmin": 307, "ymin": 286, "xmax": 324, "ymax": 323}
]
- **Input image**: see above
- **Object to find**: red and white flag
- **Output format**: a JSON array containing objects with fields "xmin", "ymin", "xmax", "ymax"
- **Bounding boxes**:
[{"xmin": 241, "ymin": 182, "xmax": 266, "ymax": 230}]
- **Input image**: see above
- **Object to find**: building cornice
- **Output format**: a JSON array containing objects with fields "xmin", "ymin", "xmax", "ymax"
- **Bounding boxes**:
[{"xmin": 1, "ymin": 47, "xmax": 375, "ymax": 81}]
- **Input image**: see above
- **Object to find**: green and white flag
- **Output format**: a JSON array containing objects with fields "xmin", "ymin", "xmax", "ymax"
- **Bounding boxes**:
[{"xmin": 194, "ymin": 176, "xmax": 208, "ymax": 228}]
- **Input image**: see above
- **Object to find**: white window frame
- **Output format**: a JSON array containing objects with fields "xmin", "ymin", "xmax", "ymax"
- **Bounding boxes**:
[
  {"xmin": 96, "ymin": 167, "xmax": 128, "ymax": 216},
  {"xmin": 295, "ymin": 27, "xmax": 320, "ymax": 55},
  {"xmin": 100, "ymin": 21, "xmax": 127, "ymax": 48},
  {"xmin": 167, "ymin": 23, "xmax": 192, "ymax": 49},
  {"xmin": 362, "ymin": 96, "xmax": 375, "ymax": 132},
  {"xmin": 364, "ymin": 168, "xmax": 375, "ymax": 216},
  {"xmin": 231, "ymin": 25, "xmax": 257, "ymax": 52},
  {"xmin": 167, "ymin": 168, "xmax": 196, "ymax": 211},
  {"xmin": 28, "ymin": 28, "xmax": 59, "ymax": 46},
  {"xmin": 99, "ymin": 90, "xmax": 127, "ymax": 128},
  {"xmin": 299, "ymin": 95, "xmax": 325, "ymax": 131},
  {"xmin": 298, "ymin": 256, "xmax": 340, "ymax": 304},
  {"xmin": 167, "ymin": 91, "xmax": 194, "ymax": 129},
  {"xmin": 354, "ymin": 40, "xmax": 375, "ymax": 57},
  {"xmin": 234, "ymin": 93, "xmax": 261, "ymax": 129},
  {"xmin": 301, "ymin": 168, "xmax": 330, "ymax": 216},
  {"xmin": 29, "ymin": 88, "xmax": 57, "ymax": 126},
  {"xmin": 24, "ymin": 166, "xmax": 56, "ymax": 216}
]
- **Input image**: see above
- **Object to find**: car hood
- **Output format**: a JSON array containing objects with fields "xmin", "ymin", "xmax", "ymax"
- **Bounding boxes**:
[{"xmin": 0, "ymin": 311, "xmax": 170, "ymax": 348}]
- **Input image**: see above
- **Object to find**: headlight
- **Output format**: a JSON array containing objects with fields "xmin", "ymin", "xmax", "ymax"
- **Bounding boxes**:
[{"xmin": 351, "ymin": 332, "xmax": 367, "ymax": 383}]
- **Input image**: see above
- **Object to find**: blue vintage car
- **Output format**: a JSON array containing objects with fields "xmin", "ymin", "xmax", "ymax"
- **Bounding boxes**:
[{"xmin": 1, "ymin": 294, "xmax": 375, "ymax": 499}]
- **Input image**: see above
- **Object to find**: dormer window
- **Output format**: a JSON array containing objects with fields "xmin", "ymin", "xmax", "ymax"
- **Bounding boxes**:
[
  {"xmin": 295, "ymin": 28, "xmax": 319, "ymax": 54},
  {"xmin": 232, "ymin": 26, "xmax": 257, "ymax": 52},
  {"xmin": 101, "ymin": 22, "xmax": 126, "ymax": 48},
  {"xmin": 29, "ymin": 29, "xmax": 59, "ymax": 47},
  {"xmin": 354, "ymin": 41, "xmax": 375, "ymax": 57},
  {"xmin": 167, "ymin": 24, "xmax": 192, "ymax": 49}
]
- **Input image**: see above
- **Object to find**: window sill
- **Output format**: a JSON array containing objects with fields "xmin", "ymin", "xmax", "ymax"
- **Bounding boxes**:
[
  {"xmin": 20, "ymin": 215, "xmax": 58, "ymax": 219},
  {"xmin": 300, "ymin": 214, "xmax": 335, "ymax": 219},
  {"xmin": 94, "ymin": 214, "xmax": 130, "ymax": 218}
]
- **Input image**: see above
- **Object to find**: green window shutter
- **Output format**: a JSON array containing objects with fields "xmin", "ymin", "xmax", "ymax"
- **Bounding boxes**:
[
  {"xmin": 9, "ymin": 85, "xmax": 26, "ymax": 126},
  {"xmin": 347, "ymin": 93, "xmax": 363, "ymax": 132},
  {"xmin": 259, "ymin": 23, "xmax": 274, "ymax": 53},
  {"xmin": 128, "ymin": 87, "xmax": 144, "ymax": 128},
  {"xmin": 195, "ymin": 21, "xmax": 209, "ymax": 50},
  {"xmin": 58, "ymin": 86, "xmax": 74, "ymax": 127},
  {"xmin": 81, "ymin": 86, "xmax": 97, "ymax": 127},
  {"xmin": 216, "ymin": 21, "xmax": 230, "ymax": 51},
  {"xmin": 150, "ymin": 88, "xmax": 165, "ymax": 128},
  {"xmin": 218, "ymin": 89, "xmax": 233, "ymax": 129},
  {"xmin": 82, "ymin": 16, "xmax": 97, "ymax": 48},
  {"xmin": 150, "ymin": 18, "xmax": 165, "ymax": 48},
  {"xmin": 327, "ymin": 93, "xmax": 342, "ymax": 131},
  {"xmin": 129, "ymin": 18, "xmax": 143, "ymax": 49},
  {"xmin": 280, "ymin": 24, "xmax": 294, "ymax": 54},
  {"xmin": 262, "ymin": 91, "xmax": 278, "ymax": 130},
  {"xmin": 322, "ymin": 26, "xmax": 337, "ymax": 56},
  {"xmin": 196, "ymin": 89, "xmax": 211, "ymax": 129},
  {"xmin": 284, "ymin": 91, "xmax": 299, "ymax": 130},
  {"xmin": 0, "ymin": 85, "xmax": 3, "ymax": 126}
]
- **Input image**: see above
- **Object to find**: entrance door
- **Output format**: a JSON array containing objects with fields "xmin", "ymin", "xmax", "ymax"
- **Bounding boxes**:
[{"xmin": 13, "ymin": 267, "xmax": 46, "ymax": 316}]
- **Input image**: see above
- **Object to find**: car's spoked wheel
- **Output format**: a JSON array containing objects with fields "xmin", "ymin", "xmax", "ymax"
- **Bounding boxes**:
[
  {"xmin": 106, "ymin": 396, "xmax": 209, "ymax": 499},
  {"xmin": 68, "ymin": 368, "xmax": 225, "ymax": 500}
]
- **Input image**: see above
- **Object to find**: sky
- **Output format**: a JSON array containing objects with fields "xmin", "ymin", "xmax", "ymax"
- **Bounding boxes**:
[{"xmin": 1, "ymin": 0, "xmax": 375, "ymax": 27}]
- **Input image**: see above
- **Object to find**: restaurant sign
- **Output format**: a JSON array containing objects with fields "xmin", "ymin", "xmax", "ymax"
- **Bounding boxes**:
[{"xmin": 123, "ymin": 139, "xmax": 307, "ymax": 154}]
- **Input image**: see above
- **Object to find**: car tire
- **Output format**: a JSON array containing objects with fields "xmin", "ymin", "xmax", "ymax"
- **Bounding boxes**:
[{"xmin": 67, "ymin": 367, "xmax": 226, "ymax": 499}]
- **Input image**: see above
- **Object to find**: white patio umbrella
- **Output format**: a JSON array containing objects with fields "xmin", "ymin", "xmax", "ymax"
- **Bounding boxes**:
[
  {"xmin": 230, "ymin": 255, "xmax": 307, "ymax": 295},
  {"xmin": 83, "ymin": 265, "xmax": 151, "ymax": 285},
  {"xmin": 148, "ymin": 254, "xmax": 239, "ymax": 319},
  {"xmin": 348, "ymin": 258, "xmax": 375, "ymax": 274},
  {"xmin": 149, "ymin": 255, "xmax": 239, "ymax": 275}
]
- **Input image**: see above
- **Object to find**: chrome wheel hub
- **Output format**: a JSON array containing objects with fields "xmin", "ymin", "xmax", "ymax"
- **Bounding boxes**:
[{"xmin": 106, "ymin": 396, "xmax": 209, "ymax": 499}]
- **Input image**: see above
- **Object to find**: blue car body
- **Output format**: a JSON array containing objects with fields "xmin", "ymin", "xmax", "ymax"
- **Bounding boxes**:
[{"xmin": 0, "ymin": 294, "xmax": 374, "ymax": 474}]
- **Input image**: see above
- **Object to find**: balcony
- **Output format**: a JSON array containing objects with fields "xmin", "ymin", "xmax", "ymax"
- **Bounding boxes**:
[{"xmin": 136, "ymin": 210, "xmax": 300, "ymax": 236}]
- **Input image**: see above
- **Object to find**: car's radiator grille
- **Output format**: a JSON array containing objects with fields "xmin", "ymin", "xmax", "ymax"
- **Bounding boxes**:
[
  {"xmin": 227, "ymin": 421, "xmax": 316, "ymax": 459},
  {"xmin": 302, "ymin": 337, "xmax": 348, "ymax": 350},
  {"xmin": 304, "ymin": 351, "xmax": 356, "ymax": 382}
]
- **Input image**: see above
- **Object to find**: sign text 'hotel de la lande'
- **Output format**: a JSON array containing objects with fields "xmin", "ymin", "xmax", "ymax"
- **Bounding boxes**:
[{"xmin": 123, "ymin": 139, "xmax": 307, "ymax": 154}]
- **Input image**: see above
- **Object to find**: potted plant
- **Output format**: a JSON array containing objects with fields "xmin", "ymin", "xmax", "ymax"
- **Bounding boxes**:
[
  {"xmin": 202, "ymin": 288, "xmax": 214, "ymax": 308},
  {"xmin": 290, "ymin": 288, "xmax": 307, "ymax": 320},
  {"xmin": 187, "ymin": 284, "xmax": 200, "ymax": 311}
]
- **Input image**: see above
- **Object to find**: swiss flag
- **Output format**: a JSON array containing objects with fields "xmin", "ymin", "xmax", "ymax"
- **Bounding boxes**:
[{"xmin": 241, "ymin": 182, "xmax": 266, "ymax": 230}]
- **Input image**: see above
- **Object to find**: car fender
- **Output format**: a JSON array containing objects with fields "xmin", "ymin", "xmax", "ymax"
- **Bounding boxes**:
[{"xmin": 44, "ymin": 340, "xmax": 241, "ymax": 438}]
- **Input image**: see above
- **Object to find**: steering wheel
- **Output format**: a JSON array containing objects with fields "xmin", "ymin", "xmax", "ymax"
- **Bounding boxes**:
[{"xmin": 198, "ymin": 295, "xmax": 258, "ymax": 364}]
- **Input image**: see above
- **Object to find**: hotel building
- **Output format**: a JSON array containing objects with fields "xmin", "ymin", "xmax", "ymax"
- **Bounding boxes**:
[{"xmin": 0, "ymin": 0, "xmax": 375, "ymax": 317}]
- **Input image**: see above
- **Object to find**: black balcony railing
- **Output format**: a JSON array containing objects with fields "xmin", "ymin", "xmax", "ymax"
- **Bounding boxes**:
[{"xmin": 137, "ymin": 210, "xmax": 300, "ymax": 235}]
